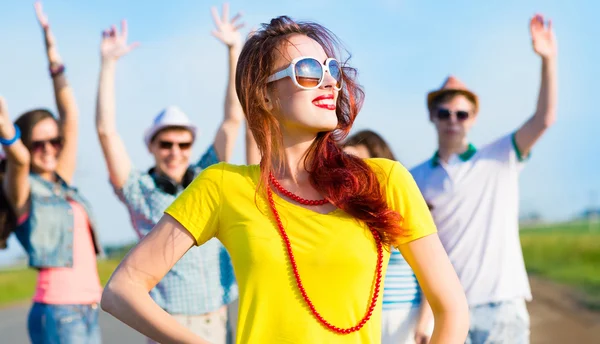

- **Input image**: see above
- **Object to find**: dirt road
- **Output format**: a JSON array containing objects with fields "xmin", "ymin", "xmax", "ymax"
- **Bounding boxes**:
[{"xmin": 529, "ymin": 277, "xmax": 600, "ymax": 343}]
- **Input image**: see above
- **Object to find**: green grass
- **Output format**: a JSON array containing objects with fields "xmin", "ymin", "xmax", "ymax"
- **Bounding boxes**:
[
  {"xmin": 520, "ymin": 221, "xmax": 600, "ymax": 309},
  {"xmin": 0, "ymin": 266, "xmax": 38, "ymax": 306},
  {"xmin": 0, "ymin": 259, "xmax": 120, "ymax": 308}
]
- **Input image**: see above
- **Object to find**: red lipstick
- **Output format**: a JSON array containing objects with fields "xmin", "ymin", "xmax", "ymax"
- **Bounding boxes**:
[{"xmin": 312, "ymin": 94, "xmax": 336, "ymax": 110}]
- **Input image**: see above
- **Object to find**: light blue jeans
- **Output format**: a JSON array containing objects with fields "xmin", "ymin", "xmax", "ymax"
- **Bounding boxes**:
[
  {"xmin": 466, "ymin": 299, "xmax": 530, "ymax": 344},
  {"xmin": 28, "ymin": 302, "xmax": 101, "ymax": 344}
]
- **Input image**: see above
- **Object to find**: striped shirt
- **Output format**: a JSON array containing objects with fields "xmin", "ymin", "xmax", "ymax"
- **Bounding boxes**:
[
  {"xmin": 382, "ymin": 249, "xmax": 421, "ymax": 310},
  {"xmin": 114, "ymin": 145, "xmax": 238, "ymax": 315}
]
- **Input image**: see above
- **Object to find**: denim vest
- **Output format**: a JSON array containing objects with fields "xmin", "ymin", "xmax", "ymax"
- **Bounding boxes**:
[{"xmin": 14, "ymin": 174, "xmax": 103, "ymax": 268}]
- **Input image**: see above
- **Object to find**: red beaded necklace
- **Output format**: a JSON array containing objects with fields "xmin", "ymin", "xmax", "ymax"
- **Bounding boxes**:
[
  {"xmin": 267, "ymin": 172, "xmax": 384, "ymax": 334},
  {"xmin": 268, "ymin": 173, "xmax": 329, "ymax": 206}
]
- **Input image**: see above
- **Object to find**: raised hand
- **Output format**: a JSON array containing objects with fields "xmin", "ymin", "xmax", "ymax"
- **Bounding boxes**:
[
  {"xmin": 0, "ymin": 97, "xmax": 9, "ymax": 123},
  {"xmin": 34, "ymin": 1, "xmax": 49, "ymax": 29},
  {"xmin": 211, "ymin": 3, "xmax": 245, "ymax": 48},
  {"xmin": 530, "ymin": 14, "xmax": 557, "ymax": 60},
  {"xmin": 34, "ymin": 1, "xmax": 56, "ymax": 49},
  {"xmin": 101, "ymin": 20, "xmax": 140, "ymax": 61},
  {"xmin": 0, "ymin": 96, "xmax": 14, "ymax": 139}
]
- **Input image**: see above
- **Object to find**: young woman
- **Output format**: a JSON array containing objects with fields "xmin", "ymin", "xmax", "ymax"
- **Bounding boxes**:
[
  {"xmin": 343, "ymin": 130, "xmax": 433, "ymax": 344},
  {"xmin": 0, "ymin": 3, "xmax": 103, "ymax": 343},
  {"xmin": 101, "ymin": 16, "xmax": 469, "ymax": 344}
]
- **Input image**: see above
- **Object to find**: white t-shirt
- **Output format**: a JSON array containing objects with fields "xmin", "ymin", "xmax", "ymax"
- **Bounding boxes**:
[{"xmin": 410, "ymin": 133, "xmax": 532, "ymax": 306}]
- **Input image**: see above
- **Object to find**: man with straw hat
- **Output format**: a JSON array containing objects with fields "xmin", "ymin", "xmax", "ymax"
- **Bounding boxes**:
[{"xmin": 410, "ymin": 14, "xmax": 557, "ymax": 344}]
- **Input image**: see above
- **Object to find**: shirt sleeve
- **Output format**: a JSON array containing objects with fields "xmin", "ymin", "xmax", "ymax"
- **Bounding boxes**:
[
  {"xmin": 113, "ymin": 168, "xmax": 153, "ymax": 233},
  {"xmin": 193, "ymin": 144, "xmax": 220, "ymax": 170},
  {"xmin": 164, "ymin": 162, "xmax": 224, "ymax": 246},
  {"xmin": 382, "ymin": 160, "xmax": 438, "ymax": 247},
  {"xmin": 482, "ymin": 132, "xmax": 529, "ymax": 170}
]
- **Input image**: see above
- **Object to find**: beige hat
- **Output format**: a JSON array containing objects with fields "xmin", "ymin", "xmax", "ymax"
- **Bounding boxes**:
[{"xmin": 426, "ymin": 75, "xmax": 479, "ymax": 112}]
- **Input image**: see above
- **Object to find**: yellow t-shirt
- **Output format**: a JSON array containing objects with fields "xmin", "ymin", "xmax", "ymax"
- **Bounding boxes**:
[{"xmin": 165, "ymin": 158, "xmax": 437, "ymax": 344}]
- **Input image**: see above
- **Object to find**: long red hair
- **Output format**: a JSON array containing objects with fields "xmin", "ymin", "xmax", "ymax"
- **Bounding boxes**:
[{"xmin": 235, "ymin": 16, "xmax": 402, "ymax": 245}]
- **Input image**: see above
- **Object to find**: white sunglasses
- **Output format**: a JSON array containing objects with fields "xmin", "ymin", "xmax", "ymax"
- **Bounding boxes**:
[{"xmin": 267, "ymin": 56, "xmax": 343, "ymax": 90}]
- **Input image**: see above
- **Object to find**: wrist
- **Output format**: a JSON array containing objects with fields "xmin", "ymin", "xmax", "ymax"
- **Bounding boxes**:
[
  {"xmin": 228, "ymin": 42, "xmax": 242, "ymax": 52},
  {"xmin": 49, "ymin": 62, "xmax": 65, "ymax": 78},
  {"xmin": 0, "ymin": 125, "xmax": 20, "ymax": 146},
  {"xmin": 101, "ymin": 57, "xmax": 118, "ymax": 68},
  {"xmin": 0, "ymin": 125, "xmax": 14, "ymax": 138},
  {"xmin": 541, "ymin": 55, "xmax": 557, "ymax": 64}
]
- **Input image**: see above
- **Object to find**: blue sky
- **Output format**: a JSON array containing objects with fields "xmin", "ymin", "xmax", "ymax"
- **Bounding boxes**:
[{"xmin": 0, "ymin": 0, "xmax": 596, "ymax": 263}]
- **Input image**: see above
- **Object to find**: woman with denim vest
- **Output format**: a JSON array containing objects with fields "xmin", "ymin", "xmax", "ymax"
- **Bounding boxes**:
[{"xmin": 0, "ymin": 2, "xmax": 103, "ymax": 343}]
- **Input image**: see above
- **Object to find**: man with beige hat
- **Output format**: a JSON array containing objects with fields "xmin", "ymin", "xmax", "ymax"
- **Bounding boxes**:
[{"xmin": 409, "ymin": 14, "xmax": 558, "ymax": 344}]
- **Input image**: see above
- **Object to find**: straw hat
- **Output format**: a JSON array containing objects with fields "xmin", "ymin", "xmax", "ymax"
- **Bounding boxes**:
[{"xmin": 426, "ymin": 75, "xmax": 479, "ymax": 113}]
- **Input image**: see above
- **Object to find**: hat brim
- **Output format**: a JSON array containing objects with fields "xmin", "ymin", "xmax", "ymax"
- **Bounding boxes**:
[{"xmin": 427, "ymin": 89, "xmax": 479, "ymax": 112}]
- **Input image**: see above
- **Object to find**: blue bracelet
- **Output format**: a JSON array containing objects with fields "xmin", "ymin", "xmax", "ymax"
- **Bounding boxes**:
[{"xmin": 0, "ymin": 125, "xmax": 21, "ymax": 146}]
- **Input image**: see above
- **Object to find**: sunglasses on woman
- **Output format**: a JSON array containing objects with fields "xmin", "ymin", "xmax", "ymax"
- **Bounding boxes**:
[
  {"xmin": 31, "ymin": 137, "xmax": 63, "ymax": 152},
  {"xmin": 267, "ymin": 56, "xmax": 343, "ymax": 90},
  {"xmin": 436, "ymin": 108, "xmax": 471, "ymax": 121}
]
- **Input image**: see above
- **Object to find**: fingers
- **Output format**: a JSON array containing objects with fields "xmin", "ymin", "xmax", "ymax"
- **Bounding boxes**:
[
  {"xmin": 531, "ymin": 13, "xmax": 549, "ymax": 28},
  {"xmin": 529, "ymin": 14, "xmax": 542, "ymax": 36},
  {"xmin": 0, "ymin": 96, "xmax": 9, "ymax": 119},
  {"xmin": 222, "ymin": 2, "xmax": 230, "ymax": 24},
  {"xmin": 101, "ymin": 20, "xmax": 132, "ymax": 40},
  {"xmin": 34, "ymin": 1, "xmax": 49, "ymax": 29},
  {"xmin": 210, "ymin": 6, "xmax": 222, "ymax": 27},
  {"xmin": 101, "ymin": 25, "xmax": 116, "ymax": 39},
  {"xmin": 211, "ymin": 30, "xmax": 223, "ymax": 41},
  {"xmin": 121, "ymin": 19, "xmax": 129, "ymax": 40},
  {"xmin": 231, "ymin": 12, "xmax": 243, "ymax": 24},
  {"xmin": 34, "ymin": 1, "xmax": 43, "ymax": 19},
  {"xmin": 234, "ymin": 23, "xmax": 245, "ymax": 31},
  {"xmin": 128, "ymin": 42, "xmax": 141, "ymax": 51}
]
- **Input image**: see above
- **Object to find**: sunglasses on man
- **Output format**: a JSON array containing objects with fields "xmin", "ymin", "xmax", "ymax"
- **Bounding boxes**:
[
  {"xmin": 435, "ymin": 108, "xmax": 471, "ymax": 121},
  {"xmin": 157, "ymin": 141, "xmax": 193, "ymax": 150}
]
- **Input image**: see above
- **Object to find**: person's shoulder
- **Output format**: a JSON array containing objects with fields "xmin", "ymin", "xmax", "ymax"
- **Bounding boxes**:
[
  {"xmin": 479, "ymin": 133, "xmax": 513, "ymax": 154},
  {"xmin": 409, "ymin": 158, "xmax": 433, "ymax": 176},
  {"xmin": 364, "ymin": 157, "xmax": 396, "ymax": 171},
  {"xmin": 364, "ymin": 158, "xmax": 412, "ymax": 184}
]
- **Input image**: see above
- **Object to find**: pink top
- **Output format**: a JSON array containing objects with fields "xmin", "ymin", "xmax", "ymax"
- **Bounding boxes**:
[{"xmin": 19, "ymin": 200, "xmax": 102, "ymax": 304}]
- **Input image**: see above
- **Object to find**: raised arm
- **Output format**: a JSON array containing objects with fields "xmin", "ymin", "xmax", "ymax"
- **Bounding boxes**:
[
  {"xmin": 210, "ymin": 4, "xmax": 245, "ymax": 162},
  {"xmin": 34, "ymin": 2, "xmax": 78, "ymax": 183},
  {"xmin": 95, "ymin": 20, "xmax": 139, "ymax": 189},
  {"xmin": 101, "ymin": 214, "xmax": 210, "ymax": 343},
  {"xmin": 0, "ymin": 97, "xmax": 31, "ymax": 218},
  {"xmin": 514, "ymin": 14, "xmax": 558, "ymax": 157},
  {"xmin": 243, "ymin": 29, "xmax": 261, "ymax": 165},
  {"xmin": 400, "ymin": 235, "xmax": 469, "ymax": 344},
  {"xmin": 245, "ymin": 123, "xmax": 260, "ymax": 165}
]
